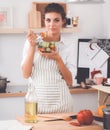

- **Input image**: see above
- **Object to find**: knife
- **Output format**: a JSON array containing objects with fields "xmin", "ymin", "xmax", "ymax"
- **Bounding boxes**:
[{"xmin": 44, "ymin": 115, "xmax": 76, "ymax": 122}]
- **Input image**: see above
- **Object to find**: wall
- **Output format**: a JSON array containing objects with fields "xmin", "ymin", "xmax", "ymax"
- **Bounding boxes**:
[
  {"xmin": 0, "ymin": 34, "xmax": 27, "ymax": 86},
  {"xmin": 0, "ymin": 0, "xmax": 107, "ymax": 88},
  {"xmin": 103, "ymin": 0, "xmax": 110, "ymax": 37}
]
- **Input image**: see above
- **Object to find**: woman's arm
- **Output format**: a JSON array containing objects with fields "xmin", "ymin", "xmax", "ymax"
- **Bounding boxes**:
[
  {"xmin": 21, "ymin": 31, "xmax": 37, "ymax": 78},
  {"xmin": 56, "ymin": 56, "xmax": 73, "ymax": 87},
  {"xmin": 22, "ymin": 46, "xmax": 36, "ymax": 78}
]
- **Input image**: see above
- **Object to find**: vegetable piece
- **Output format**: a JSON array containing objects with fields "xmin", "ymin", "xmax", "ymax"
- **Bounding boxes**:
[
  {"xmin": 70, "ymin": 121, "xmax": 81, "ymax": 126},
  {"xmin": 40, "ymin": 32, "xmax": 47, "ymax": 38},
  {"xmin": 77, "ymin": 109, "xmax": 93, "ymax": 125},
  {"xmin": 46, "ymin": 47, "xmax": 51, "ymax": 52},
  {"xmin": 98, "ymin": 105, "xmax": 106, "ymax": 117}
]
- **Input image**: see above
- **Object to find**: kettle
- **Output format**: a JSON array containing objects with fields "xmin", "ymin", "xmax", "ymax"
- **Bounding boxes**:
[{"xmin": 103, "ymin": 106, "xmax": 110, "ymax": 130}]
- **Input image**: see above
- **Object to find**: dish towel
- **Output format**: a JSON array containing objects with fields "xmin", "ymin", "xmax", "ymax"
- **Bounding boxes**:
[{"xmin": 0, "ymin": 120, "xmax": 32, "ymax": 130}]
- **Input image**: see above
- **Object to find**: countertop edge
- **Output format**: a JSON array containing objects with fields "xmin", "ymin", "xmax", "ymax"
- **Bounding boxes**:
[
  {"xmin": 70, "ymin": 88, "xmax": 98, "ymax": 94},
  {"xmin": 0, "ymin": 88, "xmax": 97, "ymax": 98},
  {"xmin": 0, "ymin": 92, "xmax": 26, "ymax": 98}
]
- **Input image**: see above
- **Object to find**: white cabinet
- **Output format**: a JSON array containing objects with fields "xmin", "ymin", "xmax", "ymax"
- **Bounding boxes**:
[{"xmin": 0, "ymin": 96, "xmax": 25, "ymax": 120}]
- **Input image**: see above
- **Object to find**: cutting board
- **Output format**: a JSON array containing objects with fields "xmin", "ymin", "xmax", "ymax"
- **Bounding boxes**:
[
  {"xmin": 28, "ymin": 10, "xmax": 41, "ymax": 28},
  {"xmin": 32, "ymin": 121, "xmax": 103, "ymax": 130},
  {"xmin": 17, "ymin": 113, "xmax": 103, "ymax": 130}
]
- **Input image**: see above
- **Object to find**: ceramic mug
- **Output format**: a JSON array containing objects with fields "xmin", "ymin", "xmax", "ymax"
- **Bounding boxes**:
[
  {"xmin": 94, "ymin": 73, "xmax": 104, "ymax": 85},
  {"xmin": 94, "ymin": 77, "xmax": 103, "ymax": 85}
]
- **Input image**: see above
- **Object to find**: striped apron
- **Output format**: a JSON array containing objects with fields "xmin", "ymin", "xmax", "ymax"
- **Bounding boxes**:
[{"xmin": 28, "ymin": 51, "xmax": 73, "ymax": 114}]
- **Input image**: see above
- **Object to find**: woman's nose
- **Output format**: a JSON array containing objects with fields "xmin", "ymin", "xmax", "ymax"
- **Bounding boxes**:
[{"xmin": 49, "ymin": 21, "xmax": 55, "ymax": 27}]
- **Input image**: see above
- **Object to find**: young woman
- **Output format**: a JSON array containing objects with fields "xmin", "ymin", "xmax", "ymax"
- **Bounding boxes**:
[{"xmin": 21, "ymin": 3, "xmax": 77, "ymax": 113}]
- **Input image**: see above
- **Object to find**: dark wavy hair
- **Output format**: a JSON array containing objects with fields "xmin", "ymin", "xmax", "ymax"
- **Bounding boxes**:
[{"xmin": 43, "ymin": 3, "xmax": 66, "ymax": 27}]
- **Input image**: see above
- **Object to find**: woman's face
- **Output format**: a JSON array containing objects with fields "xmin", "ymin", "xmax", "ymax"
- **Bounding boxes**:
[{"xmin": 44, "ymin": 12, "xmax": 64, "ymax": 35}]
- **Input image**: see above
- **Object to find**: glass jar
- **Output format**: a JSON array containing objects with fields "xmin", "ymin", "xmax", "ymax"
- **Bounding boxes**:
[{"xmin": 103, "ymin": 107, "xmax": 110, "ymax": 130}]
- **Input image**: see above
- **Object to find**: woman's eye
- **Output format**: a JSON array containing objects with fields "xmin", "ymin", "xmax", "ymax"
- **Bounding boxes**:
[
  {"xmin": 45, "ymin": 19, "xmax": 51, "ymax": 23},
  {"xmin": 45, "ymin": 18, "xmax": 60, "ymax": 23},
  {"xmin": 54, "ymin": 19, "xmax": 60, "ymax": 23}
]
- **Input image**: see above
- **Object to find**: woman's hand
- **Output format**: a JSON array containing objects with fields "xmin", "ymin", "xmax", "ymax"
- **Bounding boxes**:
[
  {"xmin": 39, "ymin": 51, "xmax": 60, "ymax": 61},
  {"xmin": 27, "ymin": 30, "xmax": 37, "ymax": 47}
]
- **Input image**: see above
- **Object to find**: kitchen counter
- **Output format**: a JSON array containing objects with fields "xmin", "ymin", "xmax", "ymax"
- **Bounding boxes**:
[
  {"xmin": 0, "ymin": 92, "xmax": 26, "ymax": 98},
  {"xmin": 0, "ymin": 113, "xmax": 103, "ymax": 130},
  {"xmin": 69, "ymin": 87, "xmax": 97, "ymax": 94},
  {"xmin": 0, "ymin": 88, "xmax": 97, "ymax": 98}
]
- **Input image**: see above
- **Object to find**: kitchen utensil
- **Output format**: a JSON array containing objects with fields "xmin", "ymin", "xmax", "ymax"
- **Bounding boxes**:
[
  {"xmin": 43, "ymin": 115, "xmax": 76, "ymax": 122},
  {"xmin": 93, "ymin": 115, "xmax": 103, "ymax": 122},
  {"xmin": 0, "ymin": 76, "xmax": 10, "ymax": 93}
]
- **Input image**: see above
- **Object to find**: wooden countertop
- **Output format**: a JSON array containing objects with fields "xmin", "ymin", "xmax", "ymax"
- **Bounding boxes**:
[
  {"xmin": 17, "ymin": 113, "xmax": 103, "ymax": 130},
  {"xmin": 69, "ymin": 87, "xmax": 97, "ymax": 94},
  {"xmin": 0, "ymin": 92, "xmax": 26, "ymax": 98},
  {"xmin": 0, "ymin": 88, "xmax": 97, "ymax": 98}
]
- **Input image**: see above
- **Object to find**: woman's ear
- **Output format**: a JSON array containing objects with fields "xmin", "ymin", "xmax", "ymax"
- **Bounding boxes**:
[{"xmin": 62, "ymin": 19, "xmax": 67, "ymax": 27}]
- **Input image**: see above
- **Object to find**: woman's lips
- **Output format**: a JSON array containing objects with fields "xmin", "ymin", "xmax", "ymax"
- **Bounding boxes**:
[{"xmin": 49, "ymin": 28, "xmax": 56, "ymax": 31}]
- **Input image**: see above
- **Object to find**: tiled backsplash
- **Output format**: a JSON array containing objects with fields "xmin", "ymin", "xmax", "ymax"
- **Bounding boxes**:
[{"xmin": 6, "ymin": 85, "xmax": 27, "ymax": 93}]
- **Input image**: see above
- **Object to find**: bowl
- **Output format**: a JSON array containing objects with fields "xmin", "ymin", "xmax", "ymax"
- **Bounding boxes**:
[{"xmin": 38, "ymin": 41, "xmax": 56, "ymax": 53}]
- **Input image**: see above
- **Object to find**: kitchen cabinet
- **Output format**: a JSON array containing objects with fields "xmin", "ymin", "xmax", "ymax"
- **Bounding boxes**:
[{"xmin": 0, "ymin": 95, "xmax": 25, "ymax": 120}]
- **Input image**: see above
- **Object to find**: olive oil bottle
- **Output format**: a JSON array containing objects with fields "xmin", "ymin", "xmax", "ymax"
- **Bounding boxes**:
[{"xmin": 25, "ymin": 87, "xmax": 38, "ymax": 123}]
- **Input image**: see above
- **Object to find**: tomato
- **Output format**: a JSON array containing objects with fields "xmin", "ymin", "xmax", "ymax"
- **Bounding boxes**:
[
  {"xmin": 77, "ymin": 109, "xmax": 93, "ymax": 125},
  {"xmin": 70, "ymin": 121, "xmax": 81, "ymax": 126},
  {"xmin": 50, "ymin": 44, "xmax": 55, "ymax": 49},
  {"xmin": 40, "ymin": 32, "xmax": 46, "ymax": 38},
  {"xmin": 38, "ymin": 47, "xmax": 45, "ymax": 52},
  {"xmin": 51, "ymin": 47, "xmax": 56, "ymax": 52}
]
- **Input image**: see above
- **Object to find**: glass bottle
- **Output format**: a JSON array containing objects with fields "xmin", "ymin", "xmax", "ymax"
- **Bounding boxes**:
[{"xmin": 25, "ymin": 87, "xmax": 38, "ymax": 123}]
